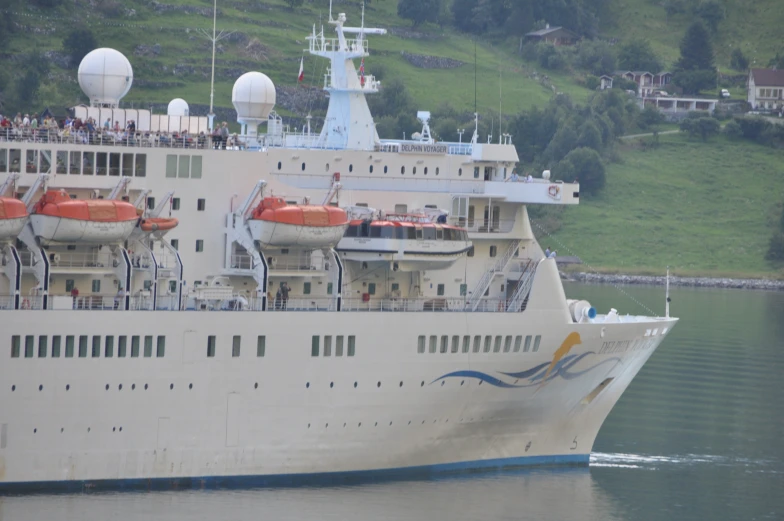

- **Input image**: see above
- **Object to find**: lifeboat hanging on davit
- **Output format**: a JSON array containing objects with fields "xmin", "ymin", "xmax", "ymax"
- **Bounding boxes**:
[
  {"xmin": 30, "ymin": 189, "xmax": 139, "ymax": 246},
  {"xmin": 248, "ymin": 197, "xmax": 349, "ymax": 248},
  {"xmin": 0, "ymin": 197, "xmax": 28, "ymax": 241}
]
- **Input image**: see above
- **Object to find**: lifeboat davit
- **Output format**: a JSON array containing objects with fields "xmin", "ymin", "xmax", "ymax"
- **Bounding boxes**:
[
  {"xmin": 30, "ymin": 189, "xmax": 139, "ymax": 245},
  {"xmin": 0, "ymin": 197, "xmax": 28, "ymax": 241},
  {"xmin": 139, "ymin": 217, "xmax": 179, "ymax": 233},
  {"xmin": 248, "ymin": 197, "xmax": 349, "ymax": 248},
  {"xmin": 336, "ymin": 214, "xmax": 472, "ymax": 271}
]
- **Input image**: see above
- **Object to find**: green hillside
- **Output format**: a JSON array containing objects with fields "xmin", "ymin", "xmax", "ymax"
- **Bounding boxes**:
[{"xmin": 546, "ymin": 133, "xmax": 784, "ymax": 278}]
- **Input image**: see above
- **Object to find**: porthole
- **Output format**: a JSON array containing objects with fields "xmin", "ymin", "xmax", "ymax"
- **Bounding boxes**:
[
  {"xmin": 169, "ymin": 383, "xmax": 174, "ymax": 390},
  {"xmin": 277, "ymin": 161, "xmax": 282, "ymax": 170},
  {"xmin": 377, "ymin": 381, "xmax": 381, "ymax": 388},
  {"xmin": 399, "ymin": 381, "xmax": 403, "ymax": 387},
  {"xmin": 301, "ymin": 162, "xmax": 306, "ymax": 171},
  {"xmin": 330, "ymin": 382, "xmax": 334, "ymax": 388},
  {"xmin": 11, "ymin": 385, "xmax": 15, "ymax": 391},
  {"xmin": 131, "ymin": 384, "xmax": 135, "ymax": 390},
  {"xmin": 189, "ymin": 383, "xmax": 194, "ymax": 389},
  {"xmin": 38, "ymin": 384, "xmax": 43, "ymax": 391},
  {"xmin": 308, "ymin": 423, "xmax": 311, "ymax": 428},
  {"xmin": 458, "ymin": 168, "xmax": 462, "ymax": 176},
  {"xmin": 412, "ymin": 166, "xmax": 416, "ymax": 175},
  {"xmin": 105, "ymin": 384, "xmax": 109, "ymax": 390},
  {"xmin": 389, "ymin": 421, "xmax": 393, "ymax": 426},
  {"xmin": 87, "ymin": 427, "xmax": 91, "ymax": 433},
  {"xmin": 441, "ymin": 381, "xmax": 445, "ymax": 386},
  {"xmin": 113, "ymin": 427, "xmax": 116, "ymax": 432},
  {"xmin": 118, "ymin": 384, "xmax": 122, "ymax": 391},
  {"xmin": 119, "ymin": 427, "xmax": 123, "ymax": 432},
  {"xmin": 358, "ymin": 422, "xmax": 362, "ymax": 427},
  {"xmin": 253, "ymin": 382, "xmax": 258, "ymax": 389},
  {"xmin": 34, "ymin": 428, "xmax": 37, "ymax": 433},
  {"xmin": 369, "ymin": 165, "xmax": 374, "ymax": 173},
  {"xmin": 343, "ymin": 423, "xmax": 347, "ymax": 427},
  {"xmin": 306, "ymin": 382, "xmax": 310, "ymax": 388},
  {"xmin": 384, "ymin": 166, "xmax": 388, "ymax": 174},
  {"xmin": 461, "ymin": 380, "xmax": 465, "ymax": 386},
  {"xmin": 325, "ymin": 163, "xmax": 330, "ymax": 171},
  {"xmin": 424, "ymin": 167, "xmax": 428, "ymax": 175},
  {"xmin": 66, "ymin": 384, "xmax": 70, "ymax": 391},
  {"xmin": 401, "ymin": 166, "xmax": 405, "ymax": 174},
  {"xmin": 354, "ymin": 381, "xmax": 358, "ymax": 388},
  {"xmin": 325, "ymin": 423, "xmax": 329, "ymax": 428},
  {"xmin": 60, "ymin": 428, "xmax": 64, "ymax": 433},
  {"xmin": 420, "ymin": 381, "xmax": 424, "ymax": 387},
  {"xmin": 349, "ymin": 164, "xmax": 353, "ymax": 172},
  {"xmin": 374, "ymin": 422, "xmax": 378, "ymax": 427},
  {"xmin": 436, "ymin": 167, "xmax": 440, "ymax": 175},
  {"xmin": 144, "ymin": 383, "xmax": 148, "ymax": 390}
]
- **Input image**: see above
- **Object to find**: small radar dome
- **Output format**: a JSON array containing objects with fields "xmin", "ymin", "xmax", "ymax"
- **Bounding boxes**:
[
  {"xmin": 232, "ymin": 72, "xmax": 276, "ymax": 122},
  {"xmin": 167, "ymin": 98, "xmax": 189, "ymax": 117},
  {"xmin": 78, "ymin": 48, "xmax": 133, "ymax": 108}
]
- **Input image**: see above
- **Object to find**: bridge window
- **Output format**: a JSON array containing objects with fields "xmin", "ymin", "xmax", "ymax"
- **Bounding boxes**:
[
  {"xmin": 462, "ymin": 335, "xmax": 470, "ymax": 353},
  {"xmin": 65, "ymin": 336, "xmax": 75, "ymax": 357},
  {"xmin": 165, "ymin": 155, "xmax": 177, "ymax": 178},
  {"xmin": 232, "ymin": 335, "xmax": 241, "ymax": 357},
  {"xmin": 347, "ymin": 335, "xmax": 355, "ymax": 356},
  {"xmin": 440, "ymin": 335, "xmax": 448, "ymax": 353},
  {"xmin": 207, "ymin": 335, "xmax": 216, "ymax": 357},
  {"xmin": 504, "ymin": 336, "xmax": 512, "ymax": 353},
  {"xmin": 78, "ymin": 336, "xmax": 88, "ymax": 357},
  {"xmin": 131, "ymin": 335, "xmax": 140, "ymax": 357},
  {"xmin": 92, "ymin": 336, "xmax": 101, "ymax": 357},
  {"xmin": 24, "ymin": 335, "xmax": 34, "ymax": 358},
  {"xmin": 257, "ymin": 336, "xmax": 266, "ymax": 357},
  {"xmin": 105, "ymin": 336, "xmax": 114, "ymax": 358},
  {"xmin": 8, "ymin": 149, "xmax": 20, "ymax": 173},
  {"xmin": 451, "ymin": 336, "xmax": 459, "ymax": 353},
  {"xmin": 417, "ymin": 335, "xmax": 425, "ymax": 354},
  {"xmin": 513, "ymin": 335, "xmax": 522, "ymax": 352},
  {"xmin": 197, "ymin": 198, "xmax": 206, "ymax": 211},
  {"xmin": 118, "ymin": 336, "xmax": 127, "ymax": 357},
  {"xmin": 311, "ymin": 336, "xmax": 319, "ymax": 357},
  {"xmin": 144, "ymin": 336, "xmax": 153, "ymax": 357},
  {"xmin": 429, "ymin": 335, "xmax": 437, "ymax": 353},
  {"xmin": 533, "ymin": 335, "xmax": 542, "ymax": 352},
  {"xmin": 136, "ymin": 154, "xmax": 147, "ymax": 177},
  {"xmin": 484, "ymin": 336, "xmax": 492, "ymax": 353},
  {"xmin": 473, "ymin": 336, "xmax": 481, "ymax": 353},
  {"xmin": 0, "ymin": 148, "xmax": 6, "ymax": 172},
  {"xmin": 157, "ymin": 336, "xmax": 166, "ymax": 357},
  {"xmin": 52, "ymin": 336, "xmax": 61, "ymax": 357},
  {"xmin": 493, "ymin": 336, "xmax": 502, "ymax": 353},
  {"xmin": 11, "ymin": 335, "xmax": 20, "ymax": 358},
  {"xmin": 324, "ymin": 336, "xmax": 332, "ymax": 356},
  {"xmin": 437, "ymin": 284, "xmax": 444, "ymax": 296},
  {"xmin": 523, "ymin": 335, "xmax": 532, "ymax": 352},
  {"xmin": 336, "ymin": 335, "xmax": 344, "ymax": 356}
]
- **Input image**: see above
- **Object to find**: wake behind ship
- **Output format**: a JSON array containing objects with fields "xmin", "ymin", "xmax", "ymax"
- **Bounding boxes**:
[{"xmin": 0, "ymin": 8, "xmax": 677, "ymax": 492}]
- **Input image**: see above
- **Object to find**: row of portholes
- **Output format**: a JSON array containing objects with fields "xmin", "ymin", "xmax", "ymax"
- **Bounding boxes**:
[
  {"xmin": 32, "ymin": 426, "xmax": 123, "ymax": 434},
  {"xmin": 302, "ymin": 379, "xmax": 478, "ymax": 389},
  {"xmin": 307, "ymin": 418, "xmax": 457, "ymax": 429},
  {"xmin": 277, "ymin": 161, "xmax": 443, "ymax": 176},
  {"xmin": 10, "ymin": 382, "xmax": 194, "ymax": 392}
]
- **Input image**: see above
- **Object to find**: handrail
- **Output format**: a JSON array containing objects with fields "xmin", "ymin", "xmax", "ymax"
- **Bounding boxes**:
[{"xmin": 506, "ymin": 259, "xmax": 539, "ymax": 312}]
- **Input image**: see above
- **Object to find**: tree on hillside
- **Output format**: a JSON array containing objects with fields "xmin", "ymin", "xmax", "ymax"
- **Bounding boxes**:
[
  {"xmin": 768, "ymin": 52, "xmax": 784, "ymax": 70},
  {"xmin": 63, "ymin": 28, "xmax": 98, "ymax": 67},
  {"xmin": 398, "ymin": 0, "xmax": 441, "ymax": 27},
  {"xmin": 680, "ymin": 116, "xmax": 720, "ymax": 141},
  {"xmin": 694, "ymin": 0, "xmax": 724, "ymax": 33},
  {"xmin": 617, "ymin": 40, "xmax": 663, "ymax": 72},
  {"xmin": 556, "ymin": 147, "xmax": 606, "ymax": 195},
  {"xmin": 730, "ymin": 48, "xmax": 749, "ymax": 72},
  {"xmin": 673, "ymin": 21, "xmax": 716, "ymax": 94}
]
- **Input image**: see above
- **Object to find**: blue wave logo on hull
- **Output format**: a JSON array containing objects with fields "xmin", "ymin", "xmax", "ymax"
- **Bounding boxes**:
[{"xmin": 432, "ymin": 352, "xmax": 621, "ymax": 389}]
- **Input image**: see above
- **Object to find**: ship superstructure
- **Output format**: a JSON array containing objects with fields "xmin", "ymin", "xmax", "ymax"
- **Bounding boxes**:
[{"xmin": 0, "ymin": 10, "xmax": 677, "ymax": 491}]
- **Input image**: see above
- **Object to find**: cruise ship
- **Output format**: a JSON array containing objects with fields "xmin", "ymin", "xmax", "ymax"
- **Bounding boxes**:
[{"xmin": 0, "ymin": 10, "xmax": 677, "ymax": 491}]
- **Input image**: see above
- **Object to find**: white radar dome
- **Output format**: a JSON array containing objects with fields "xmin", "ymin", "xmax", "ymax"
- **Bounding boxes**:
[
  {"xmin": 167, "ymin": 98, "xmax": 189, "ymax": 117},
  {"xmin": 78, "ymin": 48, "xmax": 134, "ymax": 108},
  {"xmin": 232, "ymin": 72, "xmax": 276, "ymax": 121}
]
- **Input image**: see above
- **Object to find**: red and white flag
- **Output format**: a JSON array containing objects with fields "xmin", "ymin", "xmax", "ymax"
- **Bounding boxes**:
[
  {"xmin": 359, "ymin": 57, "xmax": 365, "ymax": 87},
  {"xmin": 297, "ymin": 57, "xmax": 304, "ymax": 83}
]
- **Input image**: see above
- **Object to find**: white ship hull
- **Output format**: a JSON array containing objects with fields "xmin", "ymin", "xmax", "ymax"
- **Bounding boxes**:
[
  {"xmin": 249, "ymin": 220, "xmax": 348, "ymax": 248},
  {"xmin": 0, "ymin": 309, "xmax": 675, "ymax": 491},
  {"xmin": 0, "ymin": 216, "xmax": 26, "ymax": 241},
  {"xmin": 30, "ymin": 215, "xmax": 137, "ymax": 245}
]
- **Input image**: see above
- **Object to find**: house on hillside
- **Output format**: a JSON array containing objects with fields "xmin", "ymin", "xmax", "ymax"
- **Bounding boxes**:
[
  {"xmin": 599, "ymin": 75, "xmax": 613, "ymax": 90},
  {"xmin": 614, "ymin": 71, "xmax": 672, "ymax": 97},
  {"xmin": 747, "ymin": 68, "xmax": 784, "ymax": 110},
  {"xmin": 524, "ymin": 24, "xmax": 579, "ymax": 46}
]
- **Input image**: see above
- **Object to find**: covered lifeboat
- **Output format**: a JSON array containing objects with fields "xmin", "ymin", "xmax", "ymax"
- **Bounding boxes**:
[
  {"xmin": 248, "ymin": 197, "xmax": 349, "ymax": 248},
  {"xmin": 139, "ymin": 217, "xmax": 179, "ymax": 235},
  {"xmin": 0, "ymin": 197, "xmax": 28, "ymax": 241},
  {"xmin": 30, "ymin": 189, "xmax": 139, "ymax": 245}
]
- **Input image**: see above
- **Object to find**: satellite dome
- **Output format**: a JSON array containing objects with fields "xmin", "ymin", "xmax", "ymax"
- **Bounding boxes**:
[
  {"xmin": 167, "ymin": 98, "xmax": 189, "ymax": 117},
  {"xmin": 232, "ymin": 72, "xmax": 276, "ymax": 121},
  {"xmin": 78, "ymin": 48, "xmax": 133, "ymax": 108}
]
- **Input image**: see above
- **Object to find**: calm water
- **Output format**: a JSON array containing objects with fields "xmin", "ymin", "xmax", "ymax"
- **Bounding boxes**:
[{"xmin": 2, "ymin": 283, "xmax": 783, "ymax": 521}]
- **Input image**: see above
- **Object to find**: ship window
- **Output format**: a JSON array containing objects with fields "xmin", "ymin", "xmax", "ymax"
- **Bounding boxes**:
[
  {"xmin": 473, "ymin": 336, "xmax": 481, "ymax": 353},
  {"xmin": 462, "ymin": 335, "xmax": 470, "ymax": 353},
  {"xmin": 135, "ymin": 154, "xmax": 147, "ymax": 177},
  {"xmin": 144, "ymin": 336, "xmax": 153, "ymax": 357},
  {"xmin": 504, "ymin": 336, "xmax": 512, "ymax": 353},
  {"xmin": 429, "ymin": 335, "xmax": 437, "ymax": 353},
  {"xmin": 105, "ymin": 336, "xmax": 114, "ymax": 357},
  {"xmin": 324, "ymin": 335, "xmax": 332, "ymax": 356},
  {"xmin": 474, "ymin": 167, "xmax": 480, "ymax": 179},
  {"xmin": 412, "ymin": 167, "xmax": 417, "ymax": 175},
  {"xmin": 533, "ymin": 335, "xmax": 541, "ymax": 352},
  {"xmin": 311, "ymin": 335, "xmax": 319, "ymax": 356},
  {"xmin": 171, "ymin": 239, "xmax": 179, "ymax": 250},
  {"xmin": 157, "ymin": 336, "xmax": 165, "ymax": 357},
  {"xmin": 401, "ymin": 166, "xmax": 405, "ymax": 174},
  {"xmin": 40, "ymin": 150, "xmax": 51, "ymax": 173},
  {"xmin": 83, "ymin": 151, "xmax": 95, "ymax": 175},
  {"xmin": 335, "ymin": 335, "xmax": 344, "ymax": 356},
  {"xmin": 92, "ymin": 280, "xmax": 101, "ymax": 293},
  {"xmin": 78, "ymin": 336, "xmax": 88, "ymax": 357},
  {"xmin": 108, "ymin": 153, "xmax": 121, "ymax": 176},
  {"xmin": 196, "ymin": 240, "xmax": 204, "ymax": 252},
  {"xmin": 257, "ymin": 336, "xmax": 266, "ymax": 357},
  {"xmin": 325, "ymin": 163, "xmax": 330, "ymax": 171},
  {"xmin": 344, "ymin": 225, "xmax": 358, "ymax": 237},
  {"xmin": 197, "ymin": 198, "xmax": 206, "ymax": 211},
  {"xmin": 493, "ymin": 336, "xmax": 502, "ymax": 353},
  {"xmin": 327, "ymin": 282, "xmax": 333, "ymax": 295},
  {"xmin": 369, "ymin": 165, "xmax": 373, "ymax": 173},
  {"xmin": 424, "ymin": 228, "xmax": 436, "ymax": 240},
  {"xmin": 458, "ymin": 168, "xmax": 462, "ymax": 176},
  {"xmin": 484, "ymin": 335, "xmax": 492, "ymax": 353},
  {"xmin": 54, "ymin": 151, "xmax": 66, "ymax": 174},
  {"xmin": 24, "ymin": 335, "xmax": 34, "ymax": 358},
  {"xmin": 451, "ymin": 335, "xmax": 459, "ymax": 353},
  {"xmin": 0, "ymin": 148, "xmax": 6, "ymax": 172},
  {"xmin": 349, "ymin": 164, "xmax": 353, "ymax": 172},
  {"xmin": 383, "ymin": 166, "xmax": 388, "ymax": 174},
  {"xmin": 122, "ymin": 153, "xmax": 133, "ymax": 177},
  {"xmin": 9, "ymin": 149, "xmax": 20, "ymax": 173},
  {"xmin": 440, "ymin": 335, "xmax": 448, "ymax": 353},
  {"xmin": 11, "ymin": 335, "xmax": 20, "ymax": 358},
  {"xmin": 356, "ymin": 203, "xmax": 368, "ymax": 207},
  {"xmin": 172, "ymin": 198, "xmax": 180, "ymax": 210},
  {"xmin": 460, "ymin": 284, "xmax": 467, "ymax": 296},
  {"xmin": 391, "ymin": 283, "xmax": 399, "ymax": 292},
  {"xmin": 436, "ymin": 228, "xmax": 443, "ymax": 240},
  {"xmin": 436, "ymin": 167, "xmax": 440, "ymax": 175},
  {"xmin": 523, "ymin": 335, "xmax": 532, "ymax": 352},
  {"xmin": 65, "ymin": 336, "xmax": 75, "ymax": 357},
  {"xmin": 94, "ymin": 152, "xmax": 107, "ymax": 175},
  {"xmin": 513, "ymin": 335, "xmax": 522, "ymax": 352},
  {"xmin": 395, "ymin": 204, "xmax": 408, "ymax": 213},
  {"xmin": 437, "ymin": 284, "xmax": 444, "ymax": 296},
  {"xmin": 131, "ymin": 335, "xmax": 140, "ymax": 357},
  {"xmin": 117, "ymin": 336, "xmax": 126, "ymax": 357},
  {"xmin": 417, "ymin": 335, "xmax": 426, "ymax": 354},
  {"xmin": 277, "ymin": 161, "xmax": 282, "ymax": 170},
  {"xmin": 191, "ymin": 156, "xmax": 202, "ymax": 179},
  {"xmin": 347, "ymin": 335, "xmax": 355, "ymax": 356},
  {"xmin": 302, "ymin": 162, "xmax": 306, "ymax": 171},
  {"xmin": 37, "ymin": 336, "xmax": 47, "ymax": 357},
  {"xmin": 303, "ymin": 282, "xmax": 311, "ymax": 295},
  {"xmin": 489, "ymin": 246, "xmax": 497, "ymax": 257},
  {"xmin": 232, "ymin": 335, "xmax": 241, "ymax": 357},
  {"xmin": 147, "ymin": 197, "xmax": 155, "ymax": 210},
  {"xmin": 424, "ymin": 167, "xmax": 428, "ymax": 175},
  {"xmin": 207, "ymin": 335, "xmax": 216, "ymax": 357}
]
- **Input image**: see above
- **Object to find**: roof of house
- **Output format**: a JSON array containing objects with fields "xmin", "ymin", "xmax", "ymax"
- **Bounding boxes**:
[
  {"xmin": 599, "ymin": 75, "xmax": 613, "ymax": 80},
  {"xmin": 750, "ymin": 68, "xmax": 784, "ymax": 86},
  {"xmin": 525, "ymin": 26, "xmax": 577, "ymax": 38}
]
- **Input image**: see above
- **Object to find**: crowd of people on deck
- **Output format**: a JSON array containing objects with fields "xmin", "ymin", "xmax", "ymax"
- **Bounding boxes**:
[{"xmin": 0, "ymin": 112, "xmax": 246, "ymax": 150}]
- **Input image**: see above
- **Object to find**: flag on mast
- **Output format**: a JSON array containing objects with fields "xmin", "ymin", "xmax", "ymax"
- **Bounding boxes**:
[
  {"xmin": 359, "ymin": 57, "xmax": 365, "ymax": 87},
  {"xmin": 297, "ymin": 57, "xmax": 304, "ymax": 83}
]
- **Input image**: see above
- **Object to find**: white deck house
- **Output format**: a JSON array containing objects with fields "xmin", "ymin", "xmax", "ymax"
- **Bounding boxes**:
[{"xmin": 748, "ymin": 68, "xmax": 784, "ymax": 110}]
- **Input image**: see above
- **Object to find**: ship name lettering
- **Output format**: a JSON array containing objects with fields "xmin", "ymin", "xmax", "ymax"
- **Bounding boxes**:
[{"xmin": 400, "ymin": 144, "xmax": 448, "ymax": 154}]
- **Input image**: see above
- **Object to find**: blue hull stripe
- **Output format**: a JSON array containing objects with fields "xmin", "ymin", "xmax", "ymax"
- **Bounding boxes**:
[{"xmin": 0, "ymin": 453, "xmax": 588, "ymax": 494}]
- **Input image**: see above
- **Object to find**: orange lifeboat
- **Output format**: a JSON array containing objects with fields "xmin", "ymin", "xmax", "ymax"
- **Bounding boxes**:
[
  {"xmin": 30, "ymin": 189, "xmax": 139, "ymax": 245},
  {"xmin": 0, "ymin": 197, "xmax": 29, "ymax": 241},
  {"xmin": 139, "ymin": 217, "xmax": 179, "ymax": 233},
  {"xmin": 248, "ymin": 197, "xmax": 349, "ymax": 248}
]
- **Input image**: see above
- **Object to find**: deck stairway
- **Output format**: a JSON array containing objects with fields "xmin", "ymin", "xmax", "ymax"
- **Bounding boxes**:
[
  {"xmin": 465, "ymin": 239, "xmax": 521, "ymax": 311},
  {"xmin": 505, "ymin": 259, "xmax": 539, "ymax": 312}
]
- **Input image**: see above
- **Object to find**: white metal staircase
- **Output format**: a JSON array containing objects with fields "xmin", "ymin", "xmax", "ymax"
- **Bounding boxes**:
[
  {"xmin": 506, "ymin": 258, "xmax": 540, "ymax": 312},
  {"xmin": 465, "ymin": 239, "xmax": 521, "ymax": 311}
]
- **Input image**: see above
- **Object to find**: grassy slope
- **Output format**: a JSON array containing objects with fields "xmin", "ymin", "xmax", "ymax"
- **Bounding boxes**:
[{"xmin": 548, "ymin": 134, "xmax": 784, "ymax": 277}]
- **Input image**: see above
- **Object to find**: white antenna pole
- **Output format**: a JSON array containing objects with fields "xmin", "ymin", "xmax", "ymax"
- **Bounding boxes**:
[
  {"xmin": 498, "ymin": 68, "xmax": 502, "ymax": 144},
  {"xmin": 665, "ymin": 266, "xmax": 670, "ymax": 318},
  {"xmin": 209, "ymin": 0, "xmax": 217, "ymax": 131},
  {"xmin": 329, "ymin": 0, "xmax": 333, "ymax": 22}
]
